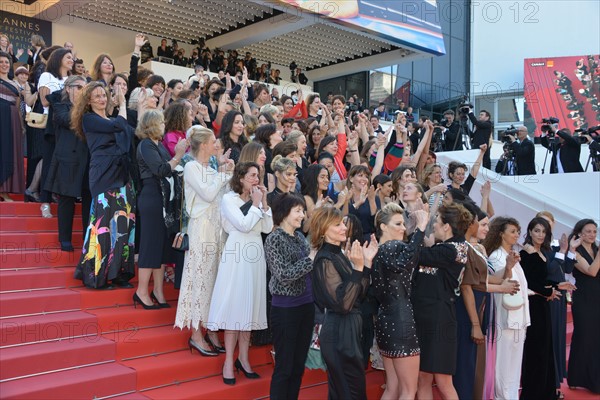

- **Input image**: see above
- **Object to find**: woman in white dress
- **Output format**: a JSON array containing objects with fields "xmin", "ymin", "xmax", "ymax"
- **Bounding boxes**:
[
  {"xmin": 174, "ymin": 125, "xmax": 234, "ymax": 356},
  {"xmin": 207, "ymin": 161, "xmax": 273, "ymax": 385},
  {"xmin": 482, "ymin": 216, "xmax": 530, "ymax": 400}
]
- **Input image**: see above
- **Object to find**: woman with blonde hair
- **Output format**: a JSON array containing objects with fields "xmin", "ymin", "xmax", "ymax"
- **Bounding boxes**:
[
  {"xmin": 27, "ymin": 34, "xmax": 46, "ymax": 67},
  {"xmin": 134, "ymin": 110, "xmax": 187, "ymax": 309},
  {"xmin": 175, "ymin": 125, "xmax": 234, "ymax": 355}
]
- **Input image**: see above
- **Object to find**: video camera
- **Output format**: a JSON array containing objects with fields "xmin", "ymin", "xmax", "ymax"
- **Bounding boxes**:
[
  {"xmin": 459, "ymin": 103, "xmax": 473, "ymax": 113},
  {"xmin": 575, "ymin": 125, "xmax": 600, "ymax": 143},
  {"xmin": 540, "ymin": 117, "xmax": 560, "ymax": 134},
  {"xmin": 501, "ymin": 125, "xmax": 518, "ymax": 143}
]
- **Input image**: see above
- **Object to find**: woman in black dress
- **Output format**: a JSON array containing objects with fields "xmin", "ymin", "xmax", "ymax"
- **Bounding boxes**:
[
  {"xmin": 219, "ymin": 110, "xmax": 247, "ymax": 164},
  {"xmin": 519, "ymin": 217, "xmax": 573, "ymax": 400},
  {"xmin": 372, "ymin": 203, "xmax": 428, "ymax": 400},
  {"xmin": 134, "ymin": 110, "xmax": 187, "ymax": 309},
  {"xmin": 567, "ymin": 219, "xmax": 600, "ymax": 394},
  {"xmin": 411, "ymin": 203, "xmax": 472, "ymax": 400},
  {"xmin": 310, "ymin": 206, "xmax": 378, "ymax": 400}
]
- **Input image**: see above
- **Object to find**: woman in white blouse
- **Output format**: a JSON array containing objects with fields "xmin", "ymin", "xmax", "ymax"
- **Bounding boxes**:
[{"xmin": 483, "ymin": 216, "xmax": 530, "ymax": 400}]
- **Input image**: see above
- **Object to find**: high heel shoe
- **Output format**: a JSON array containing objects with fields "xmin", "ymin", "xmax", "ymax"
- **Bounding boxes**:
[
  {"xmin": 132, "ymin": 293, "xmax": 159, "ymax": 310},
  {"xmin": 40, "ymin": 203, "xmax": 52, "ymax": 218},
  {"xmin": 204, "ymin": 333, "xmax": 225, "ymax": 353},
  {"xmin": 234, "ymin": 359, "xmax": 260, "ymax": 379},
  {"xmin": 150, "ymin": 292, "xmax": 171, "ymax": 308},
  {"xmin": 188, "ymin": 338, "xmax": 218, "ymax": 357}
]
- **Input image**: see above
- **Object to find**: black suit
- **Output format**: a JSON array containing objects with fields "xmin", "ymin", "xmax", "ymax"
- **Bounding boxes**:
[
  {"xmin": 510, "ymin": 137, "xmax": 536, "ymax": 175},
  {"xmin": 468, "ymin": 112, "xmax": 492, "ymax": 169},
  {"xmin": 443, "ymin": 121, "xmax": 461, "ymax": 151},
  {"xmin": 541, "ymin": 130, "xmax": 583, "ymax": 173}
]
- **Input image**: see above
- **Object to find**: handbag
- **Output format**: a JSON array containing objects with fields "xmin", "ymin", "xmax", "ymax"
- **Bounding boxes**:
[
  {"xmin": 25, "ymin": 111, "xmax": 47, "ymax": 129},
  {"xmin": 171, "ymin": 180, "xmax": 189, "ymax": 252},
  {"xmin": 502, "ymin": 290, "xmax": 524, "ymax": 310}
]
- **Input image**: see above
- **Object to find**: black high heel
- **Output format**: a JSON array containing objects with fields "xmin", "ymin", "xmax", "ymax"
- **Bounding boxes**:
[
  {"xmin": 234, "ymin": 359, "xmax": 260, "ymax": 379},
  {"xmin": 204, "ymin": 333, "xmax": 225, "ymax": 353},
  {"xmin": 222, "ymin": 375, "xmax": 236, "ymax": 386},
  {"xmin": 188, "ymin": 338, "xmax": 218, "ymax": 357},
  {"xmin": 132, "ymin": 293, "xmax": 159, "ymax": 310},
  {"xmin": 150, "ymin": 292, "xmax": 171, "ymax": 308}
]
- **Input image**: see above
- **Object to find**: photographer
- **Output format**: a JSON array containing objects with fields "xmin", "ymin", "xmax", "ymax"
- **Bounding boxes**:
[
  {"xmin": 541, "ymin": 125, "xmax": 583, "ymax": 173},
  {"xmin": 467, "ymin": 107, "xmax": 493, "ymax": 169},
  {"xmin": 581, "ymin": 129, "xmax": 600, "ymax": 171},
  {"xmin": 442, "ymin": 109, "xmax": 461, "ymax": 151},
  {"xmin": 506, "ymin": 126, "xmax": 536, "ymax": 175}
]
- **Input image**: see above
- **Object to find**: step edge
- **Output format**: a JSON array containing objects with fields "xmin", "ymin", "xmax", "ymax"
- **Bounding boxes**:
[{"xmin": 0, "ymin": 359, "xmax": 115, "ymax": 383}]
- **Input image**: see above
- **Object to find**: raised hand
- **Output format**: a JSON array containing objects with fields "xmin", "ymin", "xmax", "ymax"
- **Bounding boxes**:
[
  {"xmin": 480, "ymin": 143, "xmax": 488, "ymax": 153},
  {"xmin": 354, "ymin": 185, "xmax": 368, "ymax": 207},
  {"xmin": 367, "ymin": 185, "xmax": 377, "ymax": 203},
  {"xmin": 219, "ymin": 148, "xmax": 232, "ymax": 165},
  {"xmin": 347, "ymin": 240, "xmax": 365, "ymax": 271},
  {"xmin": 481, "ymin": 180, "xmax": 491, "ymax": 196},
  {"xmin": 569, "ymin": 236, "xmax": 581, "ymax": 251},
  {"xmin": 134, "ymin": 33, "xmax": 147, "ymax": 49},
  {"xmin": 250, "ymin": 186, "xmax": 263, "ymax": 206},
  {"xmin": 413, "ymin": 209, "xmax": 429, "ymax": 231},
  {"xmin": 558, "ymin": 233, "xmax": 568, "ymax": 254},
  {"xmin": 362, "ymin": 235, "xmax": 379, "ymax": 268},
  {"xmin": 506, "ymin": 250, "xmax": 521, "ymax": 269}
]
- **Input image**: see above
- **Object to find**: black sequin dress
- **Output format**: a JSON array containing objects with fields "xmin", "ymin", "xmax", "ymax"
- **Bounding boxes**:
[{"xmin": 372, "ymin": 229, "xmax": 425, "ymax": 358}]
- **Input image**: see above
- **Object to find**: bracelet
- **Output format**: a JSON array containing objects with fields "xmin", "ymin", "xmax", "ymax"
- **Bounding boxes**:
[
  {"xmin": 132, "ymin": 52, "xmax": 140, "ymax": 58},
  {"xmin": 172, "ymin": 157, "xmax": 180, "ymax": 163},
  {"xmin": 348, "ymin": 149, "xmax": 358, "ymax": 153}
]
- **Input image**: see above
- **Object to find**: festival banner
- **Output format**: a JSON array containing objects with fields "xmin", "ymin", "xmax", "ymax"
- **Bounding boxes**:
[{"xmin": 1, "ymin": 10, "xmax": 52, "ymax": 64}]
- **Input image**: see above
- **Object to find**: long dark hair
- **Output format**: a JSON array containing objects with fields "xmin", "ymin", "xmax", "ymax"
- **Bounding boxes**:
[
  {"xmin": 220, "ymin": 110, "xmax": 248, "ymax": 151},
  {"xmin": 302, "ymin": 164, "xmax": 329, "ymax": 203},
  {"xmin": 523, "ymin": 217, "xmax": 552, "ymax": 252},
  {"xmin": 45, "ymin": 48, "xmax": 72, "ymax": 79},
  {"xmin": 483, "ymin": 216, "xmax": 521, "ymax": 255},
  {"xmin": 568, "ymin": 218, "xmax": 598, "ymax": 254}
]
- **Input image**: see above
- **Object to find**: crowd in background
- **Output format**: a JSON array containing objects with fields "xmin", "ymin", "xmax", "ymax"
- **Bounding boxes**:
[{"xmin": 0, "ymin": 31, "xmax": 599, "ymax": 400}]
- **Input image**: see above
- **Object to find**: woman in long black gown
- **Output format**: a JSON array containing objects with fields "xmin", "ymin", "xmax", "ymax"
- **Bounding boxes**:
[
  {"xmin": 519, "ymin": 218, "xmax": 573, "ymax": 400},
  {"xmin": 310, "ymin": 206, "xmax": 378, "ymax": 400},
  {"xmin": 567, "ymin": 219, "xmax": 600, "ymax": 394},
  {"xmin": 372, "ymin": 203, "xmax": 427, "ymax": 400}
]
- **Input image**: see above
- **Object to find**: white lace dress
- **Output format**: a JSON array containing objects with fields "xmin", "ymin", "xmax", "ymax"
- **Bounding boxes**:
[{"xmin": 174, "ymin": 161, "xmax": 231, "ymax": 330}]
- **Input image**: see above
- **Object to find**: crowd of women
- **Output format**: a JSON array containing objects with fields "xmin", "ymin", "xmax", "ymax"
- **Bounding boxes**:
[{"xmin": 1, "ymin": 32, "xmax": 599, "ymax": 400}]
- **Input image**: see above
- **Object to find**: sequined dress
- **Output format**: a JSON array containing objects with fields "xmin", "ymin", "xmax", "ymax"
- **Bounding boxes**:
[{"xmin": 372, "ymin": 229, "xmax": 424, "ymax": 358}]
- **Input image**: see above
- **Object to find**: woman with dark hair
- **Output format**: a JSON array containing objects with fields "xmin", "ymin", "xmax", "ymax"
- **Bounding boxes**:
[
  {"xmin": 37, "ymin": 48, "xmax": 74, "ymax": 218},
  {"xmin": 239, "ymin": 141, "xmax": 269, "ymax": 187},
  {"xmin": 90, "ymin": 53, "xmax": 114, "ymax": 84},
  {"xmin": 281, "ymin": 90, "xmax": 307, "ymax": 120},
  {"xmin": 162, "ymin": 100, "xmax": 193, "ymax": 158},
  {"xmin": 412, "ymin": 203, "xmax": 472, "ymax": 400},
  {"xmin": 446, "ymin": 144, "xmax": 486, "ymax": 196},
  {"xmin": 372, "ymin": 203, "xmax": 428, "ymax": 400},
  {"xmin": 44, "ymin": 75, "xmax": 89, "ymax": 251},
  {"xmin": 264, "ymin": 193, "xmax": 314, "ymax": 400},
  {"xmin": 316, "ymin": 131, "xmax": 347, "ymax": 184},
  {"xmin": 254, "ymin": 123, "xmax": 282, "ymax": 174},
  {"xmin": 145, "ymin": 75, "xmax": 166, "ymax": 108},
  {"xmin": 567, "ymin": 219, "xmax": 600, "ymax": 394},
  {"xmin": 201, "ymin": 78, "xmax": 224, "ymax": 123},
  {"xmin": 258, "ymin": 111, "xmax": 276, "ymax": 126},
  {"xmin": 301, "ymin": 164, "xmax": 346, "ymax": 234},
  {"xmin": 390, "ymin": 165, "xmax": 416, "ymax": 207},
  {"xmin": 519, "ymin": 217, "xmax": 573, "ymax": 399},
  {"xmin": 482, "ymin": 217, "xmax": 529, "ymax": 399},
  {"xmin": 345, "ymin": 165, "xmax": 380, "ymax": 242},
  {"xmin": 207, "ymin": 162, "xmax": 273, "ymax": 385},
  {"xmin": 0, "ymin": 52, "xmax": 24, "ymax": 201},
  {"xmin": 220, "ymin": 110, "xmax": 247, "ymax": 164},
  {"xmin": 309, "ymin": 206, "xmax": 378, "ymax": 399},
  {"xmin": 373, "ymin": 174, "xmax": 393, "ymax": 206},
  {"xmin": 71, "ymin": 82, "xmax": 136, "ymax": 290},
  {"xmin": 166, "ymin": 79, "xmax": 183, "ymax": 108}
]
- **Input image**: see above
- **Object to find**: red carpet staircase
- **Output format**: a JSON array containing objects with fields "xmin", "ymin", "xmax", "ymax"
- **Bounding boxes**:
[
  {"xmin": 0, "ymin": 201, "xmax": 588, "ymax": 399},
  {"xmin": 0, "ymin": 201, "xmax": 387, "ymax": 399}
]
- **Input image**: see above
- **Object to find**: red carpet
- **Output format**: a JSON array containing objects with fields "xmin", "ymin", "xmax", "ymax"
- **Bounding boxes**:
[{"xmin": 1, "ymin": 201, "xmax": 598, "ymax": 399}]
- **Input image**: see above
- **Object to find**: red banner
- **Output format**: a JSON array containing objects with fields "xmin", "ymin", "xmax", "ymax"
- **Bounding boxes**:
[{"xmin": 524, "ymin": 55, "xmax": 599, "ymax": 136}]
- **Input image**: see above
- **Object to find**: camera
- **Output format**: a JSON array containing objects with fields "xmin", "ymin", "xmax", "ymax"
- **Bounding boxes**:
[
  {"xmin": 459, "ymin": 103, "xmax": 473, "ymax": 113},
  {"xmin": 540, "ymin": 117, "xmax": 560, "ymax": 133},
  {"xmin": 501, "ymin": 125, "xmax": 518, "ymax": 143},
  {"xmin": 346, "ymin": 103, "xmax": 358, "ymax": 112},
  {"xmin": 575, "ymin": 125, "xmax": 600, "ymax": 143}
]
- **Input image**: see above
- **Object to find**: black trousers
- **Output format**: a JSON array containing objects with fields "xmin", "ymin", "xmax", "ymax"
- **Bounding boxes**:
[
  {"xmin": 270, "ymin": 303, "xmax": 315, "ymax": 400},
  {"xmin": 39, "ymin": 137, "xmax": 55, "ymax": 203},
  {"xmin": 320, "ymin": 311, "xmax": 366, "ymax": 400},
  {"xmin": 58, "ymin": 192, "xmax": 91, "ymax": 243}
]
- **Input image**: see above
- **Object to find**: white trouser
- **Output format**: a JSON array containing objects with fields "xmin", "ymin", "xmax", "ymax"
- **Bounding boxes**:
[{"xmin": 495, "ymin": 328, "xmax": 526, "ymax": 400}]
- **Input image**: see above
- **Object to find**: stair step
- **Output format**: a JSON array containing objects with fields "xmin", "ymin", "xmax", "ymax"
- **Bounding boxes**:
[
  {"xmin": 0, "ymin": 249, "xmax": 80, "ymax": 269},
  {"xmin": 111, "ymin": 393, "xmax": 151, "ymax": 400},
  {"xmin": 124, "ymin": 346, "xmax": 274, "ymax": 391},
  {"xmin": 0, "ymin": 289, "xmax": 81, "ymax": 317},
  {"xmin": 88, "ymin": 305, "xmax": 177, "ymax": 334},
  {"xmin": 0, "ymin": 269, "xmax": 66, "ymax": 291},
  {"xmin": 0, "ymin": 202, "xmax": 81, "ymax": 217},
  {"xmin": 0, "ymin": 310, "xmax": 97, "ymax": 346},
  {"xmin": 106, "ymin": 325, "xmax": 188, "ymax": 360},
  {"xmin": 0, "ymin": 362, "xmax": 136, "ymax": 399},
  {"xmin": 74, "ymin": 284, "xmax": 178, "ymax": 310},
  {"xmin": 0, "ymin": 232, "xmax": 83, "ymax": 250},
  {"xmin": 0, "ymin": 337, "xmax": 116, "ymax": 381},
  {"xmin": 140, "ymin": 364, "xmax": 273, "ymax": 399},
  {"xmin": 0, "ymin": 216, "xmax": 82, "ymax": 233}
]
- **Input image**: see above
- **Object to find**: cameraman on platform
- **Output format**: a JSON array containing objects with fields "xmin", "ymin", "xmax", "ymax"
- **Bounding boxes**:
[
  {"xmin": 467, "ymin": 107, "xmax": 493, "ymax": 169},
  {"xmin": 541, "ymin": 124, "xmax": 583, "ymax": 173},
  {"xmin": 442, "ymin": 109, "xmax": 461, "ymax": 151},
  {"xmin": 506, "ymin": 126, "xmax": 536, "ymax": 175}
]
